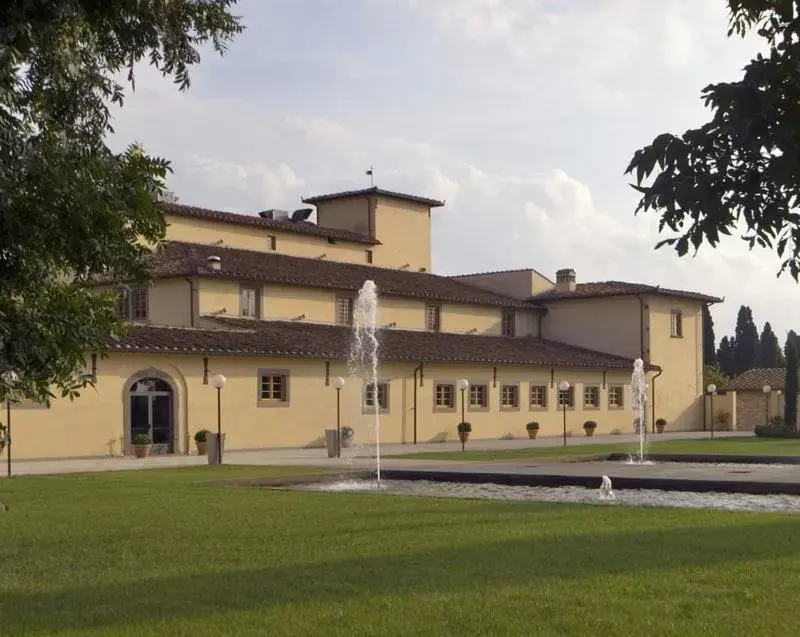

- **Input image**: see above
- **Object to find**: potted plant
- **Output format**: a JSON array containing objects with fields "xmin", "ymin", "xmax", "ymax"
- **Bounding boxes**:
[
  {"xmin": 457, "ymin": 421, "xmax": 472, "ymax": 443},
  {"xmin": 194, "ymin": 429, "xmax": 210, "ymax": 455},
  {"xmin": 583, "ymin": 420, "xmax": 597, "ymax": 437},
  {"xmin": 526, "ymin": 422, "xmax": 540, "ymax": 440},
  {"xmin": 340, "ymin": 426, "xmax": 354, "ymax": 448},
  {"xmin": 132, "ymin": 433, "xmax": 153, "ymax": 458},
  {"xmin": 655, "ymin": 418, "xmax": 667, "ymax": 434}
]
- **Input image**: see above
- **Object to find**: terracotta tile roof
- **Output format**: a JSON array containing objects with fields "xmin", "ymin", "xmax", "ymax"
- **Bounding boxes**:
[
  {"xmin": 531, "ymin": 281, "xmax": 723, "ymax": 304},
  {"xmin": 106, "ymin": 319, "xmax": 660, "ymax": 370},
  {"xmin": 163, "ymin": 202, "xmax": 379, "ymax": 245},
  {"xmin": 145, "ymin": 241, "xmax": 540, "ymax": 309},
  {"xmin": 721, "ymin": 368, "xmax": 785, "ymax": 392},
  {"xmin": 302, "ymin": 186, "xmax": 445, "ymax": 208}
]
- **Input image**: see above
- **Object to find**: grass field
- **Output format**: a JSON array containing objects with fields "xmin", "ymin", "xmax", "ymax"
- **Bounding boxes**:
[
  {"xmin": 2, "ymin": 465, "xmax": 800, "ymax": 636},
  {"xmin": 387, "ymin": 435, "xmax": 800, "ymax": 462}
]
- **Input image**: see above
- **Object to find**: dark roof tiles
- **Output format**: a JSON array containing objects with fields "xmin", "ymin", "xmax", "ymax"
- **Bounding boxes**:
[
  {"xmin": 532, "ymin": 281, "xmax": 722, "ymax": 304},
  {"xmin": 721, "ymin": 368, "xmax": 785, "ymax": 392},
  {"xmin": 302, "ymin": 186, "xmax": 444, "ymax": 208}
]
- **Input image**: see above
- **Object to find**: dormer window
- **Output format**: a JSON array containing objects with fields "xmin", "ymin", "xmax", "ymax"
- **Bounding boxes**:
[
  {"xmin": 425, "ymin": 304, "xmax": 441, "ymax": 332},
  {"xmin": 501, "ymin": 309, "xmax": 515, "ymax": 336},
  {"xmin": 115, "ymin": 285, "xmax": 148, "ymax": 321}
]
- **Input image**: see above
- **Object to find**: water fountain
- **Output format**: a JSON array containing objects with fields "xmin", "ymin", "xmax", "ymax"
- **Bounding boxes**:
[
  {"xmin": 348, "ymin": 280, "xmax": 382, "ymax": 487},
  {"xmin": 598, "ymin": 475, "xmax": 615, "ymax": 501},
  {"xmin": 630, "ymin": 358, "xmax": 650, "ymax": 464}
]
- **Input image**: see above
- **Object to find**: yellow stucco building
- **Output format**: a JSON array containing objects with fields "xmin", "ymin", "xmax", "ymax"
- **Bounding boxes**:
[{"xmin": 10, "ymin": 186, "xmax": 722, "ymax": 459}]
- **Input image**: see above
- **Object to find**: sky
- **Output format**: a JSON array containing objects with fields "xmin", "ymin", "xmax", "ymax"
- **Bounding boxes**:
[{"xmin": 108, "ymin": 0, "xmax": 798, "ymax": 345}]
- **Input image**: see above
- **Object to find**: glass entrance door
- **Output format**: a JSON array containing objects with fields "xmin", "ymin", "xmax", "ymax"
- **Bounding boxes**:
[{"xmin": 129, "ymin": 378, "xmax": 174, "ymax": 454}]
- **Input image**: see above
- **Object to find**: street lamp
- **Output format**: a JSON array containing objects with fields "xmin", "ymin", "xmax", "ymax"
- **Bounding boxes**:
[
  {"xmin": 558, "ymin": 380, "xmax": 570, "ymax": 447},
  {"xmin": 332, "ymin": 376, "xmax": 345, "ymax": 458},
  {"xmin": 3, "ymin": 371, "xmax": 18, "ymax": 478},
  {"xmin": 456, "ymin": 378, "xmax": 469, "ymax": 451},
  {"xmin": 707, "ymin": 383, "xmax": 717, "ymax": 439},
  {"xmin": 211, "ymin": 373, "xmax": 227, "ymax": 464},
  {"xmin": 763, "ymin": 384, "xmax": 772, "ymax": 427}
]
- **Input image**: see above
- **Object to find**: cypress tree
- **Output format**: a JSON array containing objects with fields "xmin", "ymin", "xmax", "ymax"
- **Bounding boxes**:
[
  {"xmin": 702, "ymin": 304, "xmax": 716, "ymax": 367},
  {"xmin": 717, "ymin": 336, "xmax": 736, "ymax": 376},
  {"xmin": 784, "ymin": 338, "xmax": 798, "ymax": 431},
  {"xmin": 759, "ymin": 322, "xmax": 785, "ymax": 368},
  {"xmin": 732, "ymin": 305, "xmax": 759, "ymax": 374}
]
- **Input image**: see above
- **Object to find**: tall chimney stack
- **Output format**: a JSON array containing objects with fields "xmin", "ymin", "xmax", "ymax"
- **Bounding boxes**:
[{"xmin": 555, "ymin": 268, "xmax": 576, "ymax": 292}]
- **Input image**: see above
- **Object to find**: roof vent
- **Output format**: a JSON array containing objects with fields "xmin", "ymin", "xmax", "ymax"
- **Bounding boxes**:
[
  {"xmin": 290, "ymin": 208, "xmax": 314, "ymax": 222},
  {"xmin": 555, "ymin": 268, "xmax": 576, "ymax": 292},
  {"xmin": 206, "ymin": 255, "xmax": 222, "ymax": 271},
  {"xmin": 259, "ymin": 209, "xmax": 290, "ymax": 221}
]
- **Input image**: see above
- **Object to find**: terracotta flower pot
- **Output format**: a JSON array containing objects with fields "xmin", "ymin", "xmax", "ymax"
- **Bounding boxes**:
[
  {"xmin": 458, "ymin": 431, "xmax": 470, "ymax": 443},
  {"xmin": 133, "ymin": 444, "xmax": 152, "ymax": 458},
  {"xmin": 527, "ymin": 429, "xmax": 538, "ymax": 439},
  {"xmin": 196, "ymin": 441, "xmax": 208, "ymax": 456},
  {"xmin": 584, "ymin": 428, "xmax": 595, "ymax": 437},
  {"xmin": 656, "ymin": 423, "xmax": 666, "ymax": 434}
]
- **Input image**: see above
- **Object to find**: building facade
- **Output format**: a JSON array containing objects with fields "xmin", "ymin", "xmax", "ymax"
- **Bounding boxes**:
[{"xmin": 8, "ymin": 186, "xmax": 722, "ymax": 459}]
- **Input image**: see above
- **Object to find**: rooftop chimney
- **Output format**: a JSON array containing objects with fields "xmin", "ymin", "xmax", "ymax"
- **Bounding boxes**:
[
  {"xmin": 555, "ymin": 268, "xmax": 576, "ymax": 292},
  {"xmin": 206, "ymin": 255, "xmax": 221, "ymax": 271}
]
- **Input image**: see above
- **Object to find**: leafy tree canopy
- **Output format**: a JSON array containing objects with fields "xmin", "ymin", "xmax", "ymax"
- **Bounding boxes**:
[
  {"xmin": 626, "ymin": 0, "xmax": 800, "ymax": 279},
  {"xmin": 0, "ymin": 1, "xmax": 243, "ymax": 403}
]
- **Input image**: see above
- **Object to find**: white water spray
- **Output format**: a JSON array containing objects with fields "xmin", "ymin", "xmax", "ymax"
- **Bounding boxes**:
[
  {"xmin": 598, "ymin": 475, "xmax": 616, "ymax": 501},
  {"xmin": 349, "ymin": 280, "xmax": 381, "ymax": 486},
  {"xmin": 631, "ymin": 358, "xmax": 648, "ymax": 464}
]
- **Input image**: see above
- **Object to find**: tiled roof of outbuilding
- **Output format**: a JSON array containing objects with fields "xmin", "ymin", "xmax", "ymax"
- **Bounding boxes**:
[
  {"xmin": 721, "ymin": 368, "xmax": 785, "ymax": 392},
  {"xmin": 532, "ymin": 281, "xmax": 722, "ymax": 304}
]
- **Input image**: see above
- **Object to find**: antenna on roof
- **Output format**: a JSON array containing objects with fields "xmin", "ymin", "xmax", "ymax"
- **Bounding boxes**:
[{"xmin": 365, "ymin": 165, "xmax": 374, "ymax": 187}]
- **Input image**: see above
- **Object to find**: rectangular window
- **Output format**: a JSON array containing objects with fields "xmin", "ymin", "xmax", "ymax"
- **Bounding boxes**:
[
  {"xmin": 335, "ymin": 296, "xmax": 354, "ymax": 326},
  {"xmin": 239, "ymin": 285, "xmax": 260, "ymax": 318},
  {"xmin": 529, "ymin": 384, "xmax": 547, "ymax": 409},
  {"xmin": 434, "ymin": 383, "xmax": 454, "ymax": 409},
  {"xmin": 258, "ymin": 370, "xmax": 289, "ymax": 405},
  {"xmin": 501, "ymin": 309, "xmax": 516, "ymax": 337},
  {"xmin": 500, "ymin": 384, "xmax": 519, "ymax": 409},
  {"xmin": 469, "ymin": 384, "xmax": 488, "ymax": 409},
  {"xmin": 115, "ymin": 286, "xmax": 148, "ymax": 321},
  {"xmin": 608, "ymin": 385, "xmax": 624, "ymax": 408},
  {"xmin": 558, "ymin": 386, "xmax": 574, "ymax": 407},
  {"xmin": 584, "ymin": 386, "xmax": 600, "ymax": 408},
  {"xmin": 365, "ymin": 249, "xmax": 373, "ymax": 264},
  {"xmin": 670, "ymin": 310, "xmax": 683, "ymax": 337},
  {"xmin": 363, "ymin": 382, "xmax": 389, "ymax": 411},
  {"xmin": 425, "ymin": 304, "xmax": 441, "ymax": 332}
]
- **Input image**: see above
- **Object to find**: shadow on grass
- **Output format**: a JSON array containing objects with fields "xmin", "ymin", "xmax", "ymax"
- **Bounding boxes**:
[{"xmin": 2, "ymin": 517, "xmax": 799, "ymax": 632}]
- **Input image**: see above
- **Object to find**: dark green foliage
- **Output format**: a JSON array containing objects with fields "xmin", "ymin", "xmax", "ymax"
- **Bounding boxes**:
[
  {"xmin": 194, "ymin": 429, "xmax": 210, "ymax": 443},
  {"xmin": 703, "ymin": 365, "xmax": 729, "ymax": 393},
  {"xmin": 625, "ymin": 2, "xmax": 800, "ymax": 280},
  {"xmin": 457, "ymin": 422, "xmax": 472, "ymax": 433},
  {"xmin": 754, "ymin": 424, "xmax": 800, "ymax": 438},
  {"xmin": 582, "ymin": 421, "xmax": 597, "ymax": 429},
  {"xmin": 787, "ymin": 330, "xmax": 800, "ymax": 357},
  {"xmin": 732, "ymin": 306, "xmax": 759, "ymax": 374},
  {"xmin": 702, "ymin": 304, "xmax": 716, "ymax": 366},
  {"xmin": 132, "ymin": 433, "xmax": 152, "ymax": 445},
  {"xmin": 0, "ymin": 1, "xmax": 243, "ymax": 405},
  {"xmin": 759, "ymin": 321, "xmax": 785, "ymax": 367},
  {"xmin": 717, "ymin": 336, "xmax": 736, "ymax": 376},
  {"xmin": 784, "ymin": 339, "xmax": 798, "ymax": 430},
  {"xmin": 526, "ymin": 422, "xmax": 540, "ymax": 430}
]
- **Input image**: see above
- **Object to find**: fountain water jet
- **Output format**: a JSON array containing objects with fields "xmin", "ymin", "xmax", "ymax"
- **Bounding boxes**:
[
  {"xmin": 349, "ymin": 280, "xmax": 382, "ymax": 486},
  {"xmin": 599, "ymin": 475, "xmax": 616, "ymax": 501},
  {"xmin": 630, "ymin": 358, "xmax": 649, "ymax": 464}
]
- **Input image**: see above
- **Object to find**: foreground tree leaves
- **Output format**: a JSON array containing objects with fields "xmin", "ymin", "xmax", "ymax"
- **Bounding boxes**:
[
  {"xmin": 0, "ymin": 1, "xmax": 243, "ymax": 403},
  {"xmin": 626, "ymin": 0, "xmax": 800, "ymax": 279}
]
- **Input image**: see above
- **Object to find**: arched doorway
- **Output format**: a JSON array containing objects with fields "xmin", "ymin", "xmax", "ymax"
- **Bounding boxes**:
[{"xmin": 128, "ymin": 377, "xmax": 175, "ymax": 454}]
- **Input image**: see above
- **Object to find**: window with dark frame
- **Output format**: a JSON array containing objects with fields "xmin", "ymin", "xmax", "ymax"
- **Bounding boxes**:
[
  {"xmin": 259, "ymin": 373, "xmax": 287, "ymax": 402},
  {"xmin": 584, "ymin": 386, "xmax": 600, "ymax": 408},
  {"xmin": 500, "ymin": 384, "xmax": 518, "ymax": 408},
  {"xmin": 115, "ymin": 285, "xmax": 148, "ymax": 321},
  {"xmin": 239, "ymin": 285, "xmax": 260, "ymax": 318},
  {"xmin": 501, "ymin": 309, "xmax": 516, "ymax": 336},
  {"xmin": 469, "ymin": 384, "xmax": 488, "ymax": 408},
  {"xmin": 425, "ymin": 304, "xmax": 441, "ymax": 332},
  {"xmin": 529, "ymin": 384, "xmax": 547, "ymax": 408},
  {"xmin": 335, "ymin": 296, "xmax": 354, "ymax": 326},
  {"xmin": 608, "ymin": 385, "xmax": 624, "ymax": 408},
  {"xmin": 434, "ymin": 383, "xmax": 454, "ymax": 408},
  {"xmin": 363, "ymin": 382, "xmax": 389, "ymax": 410}
]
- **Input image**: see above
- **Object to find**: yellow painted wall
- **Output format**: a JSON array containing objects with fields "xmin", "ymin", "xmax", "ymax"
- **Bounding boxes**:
[
  {"xmin": 9, "ymin": 353, "xmax": 648, "ymax": 459},
  {"xmin": 149, "ymin": 279, "xmax": 193, "ymax": 326},
  {"xmin": 451, "ymin": 269, "xmax": 555, "ymax": 300},
  {"xmin": 315, "ymin": 197, "xmax": 371, "ymax": 237},
  {"xmin": 197, "ymin": 278, "xmax": 240, "ymax": 317},
  {"xmin": 164, "ymin": 214, "xmax": 371, "ymax": 264},
  {"xmin": 372, "ymin": 198, "xmax": 432, "ymax": 272},
  {"xmin": 540, "ymin": 297, "xmax": 644, "ymax": 359},
  {"xmin": 647, "ymin": 295, "xmax": 704, "ymax": 431}
]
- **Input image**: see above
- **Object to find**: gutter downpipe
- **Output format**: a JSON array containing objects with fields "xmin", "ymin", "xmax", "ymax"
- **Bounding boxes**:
[
  {"xmin": 412, "ymin": 363, "xmax": 424, "ymax": 445},
  {"xmin": 650, "ymin": 368, "xmax": 663, "ymax": 433},
  {"xmin": 184, "ymin": 277, "xmax": 196, "ymax": 327},
  {"xmin": 634, "ymin": 293, "xmax": 647, "ymax": 361}
]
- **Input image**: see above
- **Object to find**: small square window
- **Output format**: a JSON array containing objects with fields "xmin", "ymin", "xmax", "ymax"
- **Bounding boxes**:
[
  {"xmin": 425, "ymin": 305, "xmax": 441, "ymax": 332},
  {"xmin": 363, "ymin": 382, "xmax": 389, "ymax": 411},
  {"xmin": 500, "ymin": 384, "xmax": 519, "ymax": 409},
  {"xmin": 434, "ymin": 383, "xmax": 454, "ymax": 409},
  {"xmin": 501, "ymin": 309, "xmax": 515, "ymax": 337},
  {"xmin": 670, "ymin": 310, "xmax": 683, "ymax": 337},
  {"xmin": 529, "ymin": 384, "xmax": 547, "ymax": 408},
  {"xmin": 259, "ymin": 372, "xmax": 288, "ymax": 404},
  {"xmin": 609, "ymin": 385, "xmax": 624, "ymax": 408},
  {"xmin": 558, "ymin": 386, "xmax": 574, "ymax": 407},
  {"xmin": 469, "ymin": 384, "xmax": 488, "ymax": 409},
  {"xmin": 584, "ymin": 386, "xmax": 600, "ymax": 408},
  {"xmin": 335, "ymin": 296, "xmax": 354, "ymax": 326}
]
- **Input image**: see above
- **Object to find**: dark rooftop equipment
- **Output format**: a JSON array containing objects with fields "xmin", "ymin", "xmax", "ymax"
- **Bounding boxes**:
[{"xmin": 291, "ymin": 208, "xmax": 314, "ymax": 222}]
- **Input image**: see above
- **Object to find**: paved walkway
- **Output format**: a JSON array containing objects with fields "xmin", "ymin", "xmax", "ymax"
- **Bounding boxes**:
[{"xmin": 0, "ymin": 431, "xmax": 750, "ymax": 477}]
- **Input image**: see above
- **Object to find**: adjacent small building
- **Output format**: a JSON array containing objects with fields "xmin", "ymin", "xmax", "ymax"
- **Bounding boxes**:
[
  {"xmin": 9, "ymin": 186, "xmax": 722, "ymax": 459},
  {"xmin": 719, "ymin": 368, "xmax": 788, "ymax": 430}
]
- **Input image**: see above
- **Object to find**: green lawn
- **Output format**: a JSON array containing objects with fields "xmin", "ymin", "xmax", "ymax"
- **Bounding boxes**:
[
  {"xmin": 388, "ymin": 435, "xmax": 800, "ymax": 462},
  {"xmin": 2, "ymin": 465, "xmax": 800, "ymax": 636}
]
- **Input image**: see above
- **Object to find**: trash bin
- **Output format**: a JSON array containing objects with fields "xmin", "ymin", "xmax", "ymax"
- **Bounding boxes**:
[
  {"xmin": 206, "ymin": 432, "xmax": 226, "ymax": 465},
  {"xmin": 324, "ymin": 429, "xmax": 339, "ymax": 458}
]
